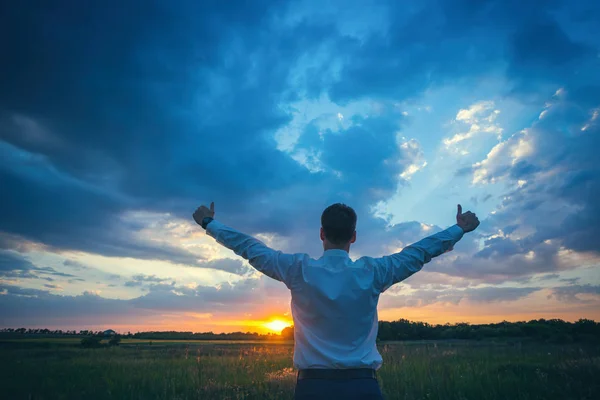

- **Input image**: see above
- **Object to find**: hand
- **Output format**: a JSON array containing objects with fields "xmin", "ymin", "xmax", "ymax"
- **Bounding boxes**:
[
  {"xmin": 456, "ymin": 204, "xmax": 480, "ymax": 233},
  {"xmin": 193, "ymin": 202, "xmax": 215, "ymax": 226}
]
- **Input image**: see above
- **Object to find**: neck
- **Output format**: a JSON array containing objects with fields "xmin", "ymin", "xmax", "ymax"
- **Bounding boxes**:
[{"xmin": 323, "ymin": 244, "xmax": 350, "ymax": 252}]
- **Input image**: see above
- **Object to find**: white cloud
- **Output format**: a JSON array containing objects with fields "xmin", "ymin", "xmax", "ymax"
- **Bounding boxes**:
[
  {"xmin": 397, "ymin": 138, "xmax": 427, "ymax": 180},
  {"xmin": 455, "ymin": 101, "xmax": 495, "ymax": 124},
  {"xmin": 400, "ymin": 161, "xmax": 428, "ymax": 179},
  {"xmin": 444, "ymin": 101, "xmax": 503, "ymax": 151},
  {"xmin": 581, "ymin": 108, "xmax": 599, "ymax": 132},
  {"xmin": 290, "ymin": 148, "xmax": 325, "ymax": 173},
  {"xmin": 471, "ymin": 129, "xmax": 534, "ymax": 185}
]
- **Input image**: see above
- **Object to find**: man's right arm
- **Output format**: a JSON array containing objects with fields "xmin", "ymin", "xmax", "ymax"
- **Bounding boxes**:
[{"xmin": 371, "ymin": 225, "xmax": 464, "ymax": 293}]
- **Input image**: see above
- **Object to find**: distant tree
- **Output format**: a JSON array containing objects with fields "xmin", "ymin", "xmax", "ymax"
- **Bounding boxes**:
[
  {"xmin": 109, "ymin": 335, "xmax": 121, "ymax": 346},
  {"xmin": 281, "ymin": 326, "xmax": 294, "ymax": 340}
]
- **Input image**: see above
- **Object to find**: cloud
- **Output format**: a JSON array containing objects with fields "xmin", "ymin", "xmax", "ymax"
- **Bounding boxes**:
[
  {"xmin": 398, "ymin": 139, "xmax": 427, "ymax": 180},
  {"xmin": 548, "ymin": 285, "xmax": 600, "ymax": 303},
  {"xmin": 466, "ymin": 286, "xmax": 541, "ymax": 303},
  {"xmin": 62, "ymin": 260, "xmax": 89, "ymax": 271},
  {"xmin": 200, "ymin": 259, "xmax": 251, "ymax": 276},
  {"xmin": 380, "ymin": 286, "xmax": 541, "ymax": 309},
  {"xmin": 465, "ymin": 88, "xmax": 600, "ymax": 266},
  {"xmin": 444, "ymin": 101, "xmax": 502, "ymax": 152},
  {"xmin": 44, "ymin": 283, "xmax": 63, "ymax": 291},
  {"xmin": 294, "ymin": 111, "xmax": 408, "ymax": 200},
  {"xmin": 325, "ymin": 0, "xmax": 598, "ymax": 104},
  {"xmin": 0, "ymin": 273, "xmax": 292, "ymax": 327},
  {"xmin": 507, "ymin": 18, "xmax": 594, "ymax": 93},
  {"xmin": 0, "ymin": 0, "xmax": 323, "ymax": 261},
  {"xmin": 0, "ymin": 250, "xmax": 36, "ymax": 275},
  {"xmin": 0, "ymin": 250, "xmax": 77, "ymax": 280},
  {"xmin": 124, "ymin": 274, "xmax": 173, "ymax": 288}
]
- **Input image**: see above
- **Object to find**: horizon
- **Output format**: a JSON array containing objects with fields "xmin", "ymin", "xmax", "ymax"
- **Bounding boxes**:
[
  {"xmin": 3, "ymin": 316, "xmax": 597, "ymax": 336},
  {"xmin": 1, "ymin": 0, "xmax": 600, "ymax": 333}
]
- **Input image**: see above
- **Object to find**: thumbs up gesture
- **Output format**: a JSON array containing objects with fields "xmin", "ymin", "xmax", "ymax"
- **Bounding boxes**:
[
  {"xmin": 456, "ymin": 204, "xmax": 480, "ymax": 233},
  {"xmin": 193, "ymin": 202, "xmax": 215, "ymax": 226}
]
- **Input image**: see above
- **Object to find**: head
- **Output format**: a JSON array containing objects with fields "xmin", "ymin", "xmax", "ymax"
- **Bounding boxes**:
[{"xmin": 320, "ymin": 203, "xmax": 357, "ymax": 251}]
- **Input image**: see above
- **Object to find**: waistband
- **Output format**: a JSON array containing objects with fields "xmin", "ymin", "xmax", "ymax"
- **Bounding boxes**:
[{"xmin": 297, "ymin": 368, "xmax": 377, "ymax": 380}]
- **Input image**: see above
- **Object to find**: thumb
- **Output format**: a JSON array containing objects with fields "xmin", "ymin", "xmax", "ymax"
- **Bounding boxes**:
[
  {"xmin": 457, "ymin": 204, "xmax": 462, "ymax": 217},
  {"xmin": 210, "ymin": 202, "xmax": 215, "ymax": 213}
]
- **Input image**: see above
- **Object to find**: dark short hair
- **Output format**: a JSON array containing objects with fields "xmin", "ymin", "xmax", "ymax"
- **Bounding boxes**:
[{"xmin": 321, "ymin": 203, "xmax": 357, "ymax": 245}]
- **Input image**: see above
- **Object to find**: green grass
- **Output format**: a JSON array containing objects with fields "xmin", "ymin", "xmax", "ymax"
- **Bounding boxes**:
[{"xmin": 0, "ymin": 340, "xmax": 598, "ymax": 399}]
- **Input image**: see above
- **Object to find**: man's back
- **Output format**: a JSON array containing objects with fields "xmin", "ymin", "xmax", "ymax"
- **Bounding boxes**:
[{"xmin": 289, "ymin": 250, "xmax": 382, "ymax": 369}]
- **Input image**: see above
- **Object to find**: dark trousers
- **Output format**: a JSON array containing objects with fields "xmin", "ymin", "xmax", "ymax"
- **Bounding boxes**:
[{"xmin": 294, "ymin": 377, "xmax": 384, "ymax": 400}]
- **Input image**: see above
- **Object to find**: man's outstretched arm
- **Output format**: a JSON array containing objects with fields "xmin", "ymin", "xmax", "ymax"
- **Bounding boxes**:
[
  {"xmin": 372, "ymin": 204, "xmax": 480, "ymax": 293},
  {"xmin": 193, "ymin": 202, "xmax": 303, "ymax": 288}
]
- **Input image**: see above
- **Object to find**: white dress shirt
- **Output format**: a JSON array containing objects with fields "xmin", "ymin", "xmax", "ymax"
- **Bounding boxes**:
[{"xmin": 207, "ymin": 220, "xmax": 464, "ymax": 370}]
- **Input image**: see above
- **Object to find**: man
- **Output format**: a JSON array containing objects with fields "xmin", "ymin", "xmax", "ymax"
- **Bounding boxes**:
[{"xmin": 193, "ymin": 202, "xmax": 479, "ymax": 399}]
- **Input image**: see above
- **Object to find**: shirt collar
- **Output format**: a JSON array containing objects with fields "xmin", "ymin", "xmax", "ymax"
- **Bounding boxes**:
[{"xmin": 323, "ymin": 249, "xmax": 350, "ymax": 258}]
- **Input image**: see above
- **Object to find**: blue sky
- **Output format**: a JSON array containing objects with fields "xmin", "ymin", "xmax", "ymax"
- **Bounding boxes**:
[{"xmin": 1, "ymin": 0, "xmax": 599, "ymax": 332}]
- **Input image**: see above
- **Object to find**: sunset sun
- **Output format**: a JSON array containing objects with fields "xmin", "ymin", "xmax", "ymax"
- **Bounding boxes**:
[{"xmin": 263, "ymin": 320, "xmax": 291, "ymax": 333}]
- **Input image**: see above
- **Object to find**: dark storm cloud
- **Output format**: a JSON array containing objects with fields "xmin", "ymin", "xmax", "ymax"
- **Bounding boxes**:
[
  {"xmin": 326, "ymin": 0, "xmax": 598, "ymax": 103},
  {"xmin": 0, "ymin": 163, "xmax": 209, "ymax": 266},
  {"xmin": 0, "ymin": 0, "xmax": 318, "ymax": 260},
  {"xmin": 295, "ymin": 112, "xmax": 407, "ymax": 203}
]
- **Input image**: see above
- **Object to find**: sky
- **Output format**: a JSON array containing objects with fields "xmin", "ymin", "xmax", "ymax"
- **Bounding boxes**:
[{"xmin": 1, "ymin": 0, "xmax": 599, "ymax": 334}]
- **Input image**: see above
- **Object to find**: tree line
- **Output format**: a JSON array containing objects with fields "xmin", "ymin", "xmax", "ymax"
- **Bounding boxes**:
[
  {"xmin": 373, "ymin": 318, "xmax": 599, "ymax": 343},
  {"xmin": 283, "ymin": 318, "xmax": 600, "ymax": 343},
  {"xmin": 1, "ymin": 318, "xmax": 598, "ymax": 343},
  {"xmin": 0, "ymin": 328, "xmax": 284, "ymax": 341}
]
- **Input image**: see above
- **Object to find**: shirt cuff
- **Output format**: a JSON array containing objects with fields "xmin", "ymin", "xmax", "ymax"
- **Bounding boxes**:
[
  {"xmin": 447, "ymin": 224, "xmax": 465, "ymax": 241},
  {"xmin": 205, "ymin": 219, "xmax": 224, "ymax": 238}
]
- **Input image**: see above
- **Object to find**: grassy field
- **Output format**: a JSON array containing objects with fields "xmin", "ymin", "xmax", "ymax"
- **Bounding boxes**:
[{"xmin": 0, "ymin": 339, "xmax": 598, "ymax": 399}]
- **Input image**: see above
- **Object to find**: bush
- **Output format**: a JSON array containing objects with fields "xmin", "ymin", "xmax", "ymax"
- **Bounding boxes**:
[
  {"xmin": 108, "ymin": 335, "xmax": 121, "ymax": 346},
  {"xmin": 281, "ymin": 326, "xmax": 294, "ymax": 340},
  {"xmin": 81, "ymin": 336, "xmax": 103, "ymax": 348}
]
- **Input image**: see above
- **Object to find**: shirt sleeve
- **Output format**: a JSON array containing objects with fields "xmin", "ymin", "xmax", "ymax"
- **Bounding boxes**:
[
  {"xmin": 371, "ymin": 224, "xmax": 464, "ymax": 293},
  {"xmin": 206, "ymin": 220, "xmax": 305, "ymax": 288}
]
